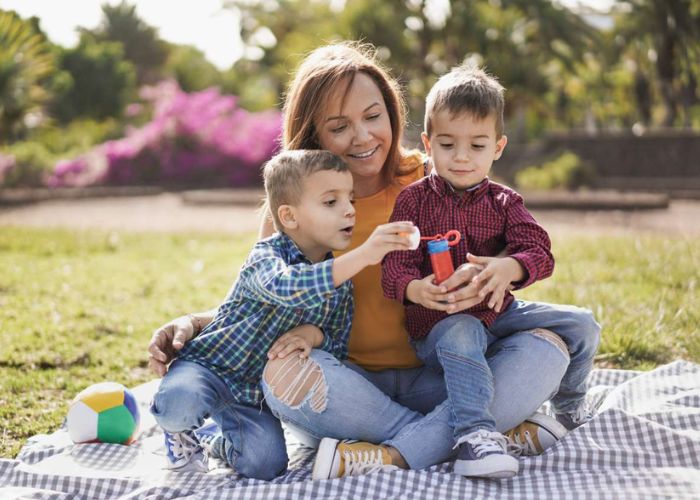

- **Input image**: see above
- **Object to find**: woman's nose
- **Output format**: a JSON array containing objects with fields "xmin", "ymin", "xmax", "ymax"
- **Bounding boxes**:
[{"xmin": 353, "ymin": 124, "xmax": 371, "ymax": 144}]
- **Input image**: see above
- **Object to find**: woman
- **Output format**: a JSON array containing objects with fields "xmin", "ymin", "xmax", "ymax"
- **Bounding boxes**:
[{"xmin": 149, "ymin": 42, "xmax": 588, "ymax": 477}]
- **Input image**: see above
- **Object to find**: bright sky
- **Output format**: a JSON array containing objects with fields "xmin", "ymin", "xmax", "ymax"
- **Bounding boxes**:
[
  {"xmin": 0, "ymin": 0, "xmax": 244, "ymax": 70},
  {"xmin": 1, "ymin": 0, "xmax": 615, "ymax": 70}
]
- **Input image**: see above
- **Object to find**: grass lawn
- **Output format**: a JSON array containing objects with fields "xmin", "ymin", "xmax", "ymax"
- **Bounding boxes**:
[{"xmin": 1, "ymin": 226, "xmax": 698, "ymax": 458}]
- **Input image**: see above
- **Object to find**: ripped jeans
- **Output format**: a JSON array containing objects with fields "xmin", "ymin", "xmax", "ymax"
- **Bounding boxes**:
[{"xmin": 261, "ymin": 326, "xmax": 571, "ymax": 470}]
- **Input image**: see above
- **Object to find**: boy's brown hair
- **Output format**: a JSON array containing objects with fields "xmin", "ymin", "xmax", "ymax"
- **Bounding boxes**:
[
  {"xmin": 424, "ymin": 63, "xmax": 505, "ymax": 138},
  {"xmin": 283, "ymin": 42, "xmax": 415, "ymax": 185},
  {"xmin": 263, "ymin": 149, "xmax": 349, "ymax": 231}
]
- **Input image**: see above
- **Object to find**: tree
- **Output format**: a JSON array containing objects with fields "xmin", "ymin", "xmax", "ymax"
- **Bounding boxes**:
[
  {"xmin": 82, "ymin": 1, "xmax": 168, "ymax": 85},
  {"xmin": 165, "ymin": 44, "xmax": 224, "ymax": 92},
  {"xmin": 615, "ymin": 0, "xmax": 700, "ymax": 127},
  {"xmin": 50, "ymin": 37, "xmax": 136, "ymax": 123},
  {"xmin": 0, "ymin": 10, "xmax": 54, "ymax": 142}
]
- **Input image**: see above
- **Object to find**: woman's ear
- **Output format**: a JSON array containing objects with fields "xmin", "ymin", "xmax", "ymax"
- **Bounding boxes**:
[{"xmin": 277, "ymin": 205, "xmax": 298, "ymax": 230}]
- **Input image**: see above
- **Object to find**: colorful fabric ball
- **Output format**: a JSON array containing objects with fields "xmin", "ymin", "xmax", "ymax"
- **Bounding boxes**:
[{"xmin": 67, "ymin": 382, "xmax": 140, "ymax": 445}]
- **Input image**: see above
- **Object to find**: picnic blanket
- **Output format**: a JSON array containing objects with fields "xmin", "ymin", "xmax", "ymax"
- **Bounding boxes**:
[{"xmin": 2, "ymin": 360, "xmax": 699, "ymax": 499}]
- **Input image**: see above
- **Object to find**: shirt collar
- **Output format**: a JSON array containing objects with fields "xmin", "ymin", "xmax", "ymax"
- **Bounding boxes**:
[
  {"xmin": 276, "ymin": 231, "xmax": 333, "ymax": 264},
  {"xmin": 427, "ymin": 172, "xmax": 490, "ymax": 203}
]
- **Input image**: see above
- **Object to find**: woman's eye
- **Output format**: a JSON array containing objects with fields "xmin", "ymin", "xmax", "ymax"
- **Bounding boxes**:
[
  {"xmin": 330, "ymin": 125, "xmax": 347, "ymax": 134},
  {"xmin": 366, "ymin": 113, "xmax": 380, "ymax": 120},
  {"xmin": 324, "ymin": 200, "xmax": 337, "ymax": 207}
]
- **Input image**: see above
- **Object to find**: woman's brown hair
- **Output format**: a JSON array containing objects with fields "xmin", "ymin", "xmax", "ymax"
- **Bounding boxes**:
[{"xmin": 283, "ymin": 41, "xmax": 416, "ymax": 186}]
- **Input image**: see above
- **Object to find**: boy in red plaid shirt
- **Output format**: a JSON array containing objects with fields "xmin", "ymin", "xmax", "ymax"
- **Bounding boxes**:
[{"xmin": 382, "ymin": 63, "xmax": 600, "ymax": 479}]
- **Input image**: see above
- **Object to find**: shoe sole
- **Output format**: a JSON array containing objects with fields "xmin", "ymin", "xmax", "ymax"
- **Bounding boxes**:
[
  {"xmin": 312, "ymin": 438, "xmax": 340, "ymax": 480},
  {"xmin": 525, "ymin": 413, "xmax": 568, "ymax": 440},
  {"xmin": 453, "ymin": 455, "xmax": 519, "ymax": 479}
]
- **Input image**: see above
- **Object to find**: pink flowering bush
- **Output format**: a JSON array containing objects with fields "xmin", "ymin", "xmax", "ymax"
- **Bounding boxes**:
[{"xmin": 48, "ymin": 81, "xmax": 281, "ymax": 187}]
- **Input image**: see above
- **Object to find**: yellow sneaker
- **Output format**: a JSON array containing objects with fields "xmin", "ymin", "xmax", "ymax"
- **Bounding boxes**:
[
  {"xmin": 504, "ymin": 413, "xmax": 568, "ymax": 456},
  {"xmin": 312, "ymin": 438, "xmax": 398, "ymax": 480}
]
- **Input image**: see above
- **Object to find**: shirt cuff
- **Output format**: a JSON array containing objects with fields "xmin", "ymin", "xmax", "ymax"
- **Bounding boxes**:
[
  {"xmin": 318, "ymin": 331, "xmax": 336, "ymax": 353},
  {"xmin": 509, "ymin": 253, "xmax": 535, "ymax": 289},
  {"xmin": 394, "ymin": 272, "xmax": 422, "ymax": 304}
]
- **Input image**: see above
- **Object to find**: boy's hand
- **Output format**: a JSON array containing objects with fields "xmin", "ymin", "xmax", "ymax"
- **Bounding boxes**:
[
  {"xmin": 359, "ymin": 221, "xmax": 416, "ymax": 265},
  {"xmin": 405, "ymin": 275, "xmax": 454, "ymax": 312},
  {"xmin": 268, "ymin": 324, "xmax": 324, "ymax": 360},
  {"xmin": 468, "ymin": 254, "xmax": 523, "ymax": 312}
]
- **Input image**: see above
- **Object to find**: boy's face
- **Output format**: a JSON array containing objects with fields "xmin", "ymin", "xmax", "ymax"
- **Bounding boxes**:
[
  {"xmin": 422, "ymin": 110, "xmax": 507, "ymax": 191},
  {"xmin": 281, "ymin": 169, "xmax": 355, "ymax": 262}
]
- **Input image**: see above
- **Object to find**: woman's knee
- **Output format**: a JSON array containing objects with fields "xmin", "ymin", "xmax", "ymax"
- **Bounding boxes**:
[{"xmin": 262, "ymin": 351, "xmax": 329, "ymax": 412}]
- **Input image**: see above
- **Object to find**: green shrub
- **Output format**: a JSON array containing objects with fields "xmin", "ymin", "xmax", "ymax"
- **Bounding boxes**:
[
  {"xmin": 515, "ymin": 151, "xmax": 596, "ymax": 191},
  {"xmin": 0, "ymin": 141, "xmax": 54, "ymax": 187}
]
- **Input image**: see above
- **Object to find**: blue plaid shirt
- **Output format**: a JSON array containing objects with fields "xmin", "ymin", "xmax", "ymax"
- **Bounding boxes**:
[{"xmin": 178, "ymin": 232, "xmax": 353, "ymax": 406}]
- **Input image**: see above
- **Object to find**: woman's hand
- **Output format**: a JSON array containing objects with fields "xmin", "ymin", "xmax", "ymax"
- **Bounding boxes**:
[
  {"xmin": 147, "ymin": 315, "xmax": 198, "ymax": 377},
  {"xmin": 267, "ymin": 324, "xmax": 324, "ymax": 360}
]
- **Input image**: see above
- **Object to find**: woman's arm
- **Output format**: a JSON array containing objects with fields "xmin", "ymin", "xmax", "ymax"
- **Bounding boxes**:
[{"xmin": 147, "ymin": 309, "xmax": 216, "ymax": 376}]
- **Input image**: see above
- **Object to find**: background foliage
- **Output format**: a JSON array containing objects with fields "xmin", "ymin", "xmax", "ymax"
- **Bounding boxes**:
[{"xmin": 1, "ymin": 0, "xmax": 699, "ymax": 188}]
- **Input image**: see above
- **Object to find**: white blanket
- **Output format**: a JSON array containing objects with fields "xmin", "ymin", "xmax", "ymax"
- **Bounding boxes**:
[{"xmin": 2, "ymin": 360, "xmax": 699, "ymax": 499}]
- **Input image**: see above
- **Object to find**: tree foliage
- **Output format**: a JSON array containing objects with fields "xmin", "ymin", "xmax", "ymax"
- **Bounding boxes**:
[
  {"xmin": 51, "ymin": 38, "xmax": 136, "ymax": 123},
  {"xmin": 81, "ymin": 1, "xmax": 168, "ymax": 85},
  {"xmin": 0, "ymin": 10, "xmax": 54, "ymax": 142}
]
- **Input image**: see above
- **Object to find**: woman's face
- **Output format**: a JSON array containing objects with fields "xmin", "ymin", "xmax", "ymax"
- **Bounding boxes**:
[{"xmin": 315, "ymin": 72, "xmax": 393, "ymax": 195}]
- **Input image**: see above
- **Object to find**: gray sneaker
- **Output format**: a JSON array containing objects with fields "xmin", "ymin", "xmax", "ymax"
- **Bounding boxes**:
[
  {"xmin": 453, "ymin": 430, "xmax": 519, "ymax": 479},
  {"xmin": 555, "ymin": 400, "xmax": 597, "ymax": 430}
]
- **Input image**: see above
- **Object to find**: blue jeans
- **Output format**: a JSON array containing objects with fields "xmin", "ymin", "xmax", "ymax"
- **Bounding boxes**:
[
  {"xmin": 261, "ymin": 329, "xmax": 570, "ymax": 470},
  {"xmin": 414, "ymin": 300, "xmax": 601, "ymax": 441},
  {"xmin": 151, "ymin": 360, "xmax": 287, "ymax": 480}
]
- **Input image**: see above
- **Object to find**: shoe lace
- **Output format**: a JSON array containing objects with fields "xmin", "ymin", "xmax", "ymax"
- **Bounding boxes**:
[
  {"xmin": 571, "ymin": 400, "xmax": 596, "ymax": 425},
  {"xmin": 466, "ymin": 430, "xmax": 508, "ymax": 458},
  {"xmin": 167, "ymin": 432, "xmax": 201, "ymax": 460},
  {"xmin": 506, "ymin": 430, "xmax": 536, "ymax": 457},
  {"xmin": 343, "ymin": 449, "xmax": 399, "ymax": 476}
]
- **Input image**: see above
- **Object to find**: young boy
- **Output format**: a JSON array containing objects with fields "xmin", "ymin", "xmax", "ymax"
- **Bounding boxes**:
[
  {"xmin": 382, "ymin": 65, "xmax": 600, "ymax": 479},
  {"xmin": 151, "ymin": 149, "xmax": 414, "ymax": 479}
]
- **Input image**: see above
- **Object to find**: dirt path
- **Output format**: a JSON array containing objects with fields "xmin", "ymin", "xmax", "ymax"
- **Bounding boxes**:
[{"xmin": 0, "ymin": 193, "xmax": 698, "ymax": 237}]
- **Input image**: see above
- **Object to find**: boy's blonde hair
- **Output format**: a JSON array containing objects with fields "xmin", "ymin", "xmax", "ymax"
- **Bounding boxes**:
[
  {"xmin": 263, "ymin": 150, "xmax": 349, "ymax": 231},
  {"xmin": 283, "ymin": 41, "xmax": 415, "ymax": 185},
  {"xmin": 424, "ymin": 63, "xmax": 505, "ymax": 138}
]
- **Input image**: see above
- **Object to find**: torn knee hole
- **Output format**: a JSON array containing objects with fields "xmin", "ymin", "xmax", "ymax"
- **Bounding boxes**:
[
  {"xmin": 263, "ymin": 356, "xmax": 328, "ymax": 412},
  {"xmin": 530, "ymin": 328, "xmax": 570, "ymax": 358}
]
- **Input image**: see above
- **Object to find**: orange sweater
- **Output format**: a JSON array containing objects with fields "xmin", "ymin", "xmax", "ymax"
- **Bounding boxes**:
[{"xmin": 334, "ymin": 152, "xmax": 424, "ymax": 371}]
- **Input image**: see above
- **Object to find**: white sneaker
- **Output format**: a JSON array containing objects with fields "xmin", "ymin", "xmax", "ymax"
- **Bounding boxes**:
[
  {"xmin": 504, "ymin": 412, "xmax": 568, "ymax": 456},
  {"xmin": 312, "ymin": 438, "xmax": 398, "ymax": 480},
  {"xmin": 163, "ymin": 430, "xmax": 208, "ymax": 473}
]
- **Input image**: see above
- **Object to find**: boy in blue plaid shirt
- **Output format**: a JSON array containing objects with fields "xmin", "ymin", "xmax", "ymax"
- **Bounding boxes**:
[{"xmin": 150, "ymin": 150, "xmax": 415, "ymax": 479}]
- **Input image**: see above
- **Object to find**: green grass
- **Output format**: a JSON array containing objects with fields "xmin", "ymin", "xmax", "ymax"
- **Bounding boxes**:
[{"xmin": 0, "ymin": 226, "xmax": 698, "ymax": 458}]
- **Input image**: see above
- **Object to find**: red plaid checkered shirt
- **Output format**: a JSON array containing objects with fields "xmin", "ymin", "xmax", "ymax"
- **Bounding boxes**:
[{"xmin": 382, "ymin": 173, "xmax": 554, "ymax": 340}]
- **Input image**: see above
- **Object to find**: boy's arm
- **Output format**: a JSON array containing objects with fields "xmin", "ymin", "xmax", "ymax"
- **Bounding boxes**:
[
  {"xmin": 241, "ymin": 251, "xmax": 339, "ymax": 309},
  {"xmin": 316, "ymin": 284, "xmax": 354, "ymax": 360},
  {"xmin": 381, "ymin": 189, "xmax": 424, "ymax": 304},
  {"xmin": 503, "ymin": 193, "xmax": 555, "ymax": 289}
]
